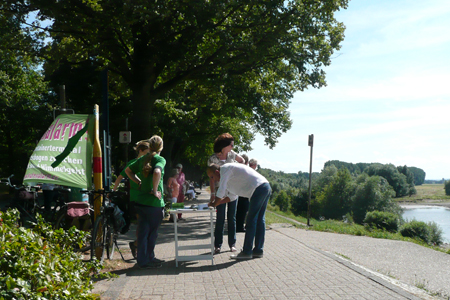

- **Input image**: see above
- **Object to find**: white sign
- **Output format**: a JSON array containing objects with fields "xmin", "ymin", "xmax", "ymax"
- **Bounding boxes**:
[{"xmin": 119, "ymin": 131, "xmax": 131, "ymax": 143}]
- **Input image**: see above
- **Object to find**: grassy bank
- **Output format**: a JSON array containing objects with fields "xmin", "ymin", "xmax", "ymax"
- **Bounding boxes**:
[
  {"xmin": 265, "ymin": 206, "xmax": 450, "ymax": 254},
  {"xmin": 397, "ymin": 184, "xmax": 450, "ymax": 203}
]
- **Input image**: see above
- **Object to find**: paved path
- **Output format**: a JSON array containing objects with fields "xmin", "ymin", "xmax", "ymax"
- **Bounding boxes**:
[{"xmin": 93, "ymin": 193, "xmax": 448, "ymax": 300}]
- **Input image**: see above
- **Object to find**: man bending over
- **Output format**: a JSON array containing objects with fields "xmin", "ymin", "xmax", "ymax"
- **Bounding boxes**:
[{"xmin": 207, "ymin": 163, "xmax": 272, "ymax": 259}]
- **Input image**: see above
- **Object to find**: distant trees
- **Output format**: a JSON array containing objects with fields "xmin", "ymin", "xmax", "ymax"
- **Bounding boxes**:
[
  {"xmin": 445, "ymin": 180, "xmax": 450, "ymax": 196},
  {"xmin": 408, "ymin": 167, "xmax": 426, "ymax": 185},
  {"xmin": 366, "ymin": 164, "xmax": 416, "ymax": 197}
]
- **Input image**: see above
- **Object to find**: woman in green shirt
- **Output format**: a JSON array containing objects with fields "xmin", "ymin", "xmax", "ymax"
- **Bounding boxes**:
[{"xmin": 125, "ymin": 135, "xmax": 166, "ymax": 269}]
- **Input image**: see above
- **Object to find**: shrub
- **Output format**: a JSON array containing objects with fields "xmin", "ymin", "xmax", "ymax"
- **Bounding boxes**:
[
  {"xmin": 399, "ymin": 220, "xmax": 430, "ymax": 243},
  {"xmin": 445, "ymin": 180, "xmax": 450, "ymax": 196},
  {"xmin": 363, "ymin": 211, "xmax": 399, "ymax": 232},
  {"xmin": 427, "ymin": 221, "xmax": 444, "ymax": 246},
  {"xmin": 0, "ymin": 209, "xmax": 110, "ymax": 300}
]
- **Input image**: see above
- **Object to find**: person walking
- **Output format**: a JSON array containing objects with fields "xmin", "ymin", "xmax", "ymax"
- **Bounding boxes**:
[
  {"xmin": 125, "ymin": 135, "xmax": 166, "ymax": 269},
  {"xmin": 208, "ymin": 162, "xmax": 271, "ymax": 259},
  {"xmin": 208, "ymin": 133, "xmax": 245, "ymax": 253}
]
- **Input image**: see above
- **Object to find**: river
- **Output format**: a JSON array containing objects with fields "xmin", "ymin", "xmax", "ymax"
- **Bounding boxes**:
[{"xmin": 402, "ymin": 205, "xmax": 450, "ymax": 243}]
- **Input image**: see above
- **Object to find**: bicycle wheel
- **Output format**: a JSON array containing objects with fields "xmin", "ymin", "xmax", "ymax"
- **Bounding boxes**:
[
  {"xmin": 54, "ymin": 207, "xmax": 69, "ymax": 230},
  {"xmin": 105, "ymin": 221, "xmax": 116, "ymax": 260}
]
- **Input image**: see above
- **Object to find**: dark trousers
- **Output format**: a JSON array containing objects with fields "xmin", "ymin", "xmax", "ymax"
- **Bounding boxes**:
[
  {"xmin": 236, "ymin": 196, "xmax": 249, "ymax": 231},
  {"xmin": 136, "ymin": 206, "xmax": 164, "ymax": 267}
]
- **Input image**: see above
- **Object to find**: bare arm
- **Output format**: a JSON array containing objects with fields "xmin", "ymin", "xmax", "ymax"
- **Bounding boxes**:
[
  {"xmin": 209, "ymin": 178, "xmax": 216, "ymax": 202},
  {"xmin": 152, "ymin": 168, "xmax": 162, "ymax": 199},
  {"xmin": 235, "ymin": 154, "xmax": 245, "ymax": 164},
  {"xmin": 113, "ymin": 174, "xmax": 124, "ymax": 191},
  {"xmin": 210, "ymin": 196, "xmax": 231, "ymax": 207},
  {"xmin": 125, "ymin": 167, "xmax": 141, "ymax": 189}
]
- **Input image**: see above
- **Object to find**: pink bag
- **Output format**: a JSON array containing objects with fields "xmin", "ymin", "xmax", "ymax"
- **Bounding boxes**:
[{"xmin": 66, "ymin": 202, "xmax": 90, "ymax": 218}]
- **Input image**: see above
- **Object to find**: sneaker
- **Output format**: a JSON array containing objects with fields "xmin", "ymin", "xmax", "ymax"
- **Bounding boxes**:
[
  {"xmin": 139, "ymin": 261, "xmax": 162, "ymax": 269},
  {"xmin": 214, "ymin": 247, "xmax": 221, "ymax": 254},
  {"xmin": 230, "ymin": 251, "xmax": 252, "ymax": 259},
  {"xmin": 129, "ymin": 241, "xmax": 137, "ymax": 260},
  {"xmin": 230, "ymin": 246, "xmax": 237, "ymax": 252},
  {"xmin": 236, "ymin": 228, "xmax": 246, "ymax": 233},
  {"xmin": 152, "ymin": 258, "xmax": 165, "ymax": 264},
  {"xmin": 252, "ymin": 252, "xmax": 264, "ymax": 258}
]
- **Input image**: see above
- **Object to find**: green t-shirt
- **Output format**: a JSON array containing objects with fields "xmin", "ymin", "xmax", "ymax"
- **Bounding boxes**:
[
  {"xmin": 128, "ymin": 153, "xmax": 165, "ymax": 207},
  {"xmin": 120, "ymin": 158, "xmax": 139, "ymax": 201}
]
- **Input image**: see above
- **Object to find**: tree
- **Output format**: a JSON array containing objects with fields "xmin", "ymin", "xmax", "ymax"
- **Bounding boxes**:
[
  {"xmin": 8, "ymin": 0, "xmax": 348, "ymax": 167},
  {"xmin": 0, "ymin": 4, "xmax": 50, "ymax": 178},
  {"xmin": 351, "ymin": 174, "xmax": 399, "ymax": 224},
  {"xmin": 274, "ymin": 190, "xmax": 290, "ymax": 212},
  {"xmin": 365, "ymin": 164, "xmax": 410, "ymax": 197},
  {"xmin": 316, "ymin": 167, "xmax": 353, "ymax": 220},
  {"xmin": 408, "ymin": 166, "xmax": 426, "ymax": 186}
]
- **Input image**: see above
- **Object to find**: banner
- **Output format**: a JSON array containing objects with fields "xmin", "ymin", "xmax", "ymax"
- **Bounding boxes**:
[{"xmin": 23, "ymin": 114, "xmax": 94, "ymax": 189}]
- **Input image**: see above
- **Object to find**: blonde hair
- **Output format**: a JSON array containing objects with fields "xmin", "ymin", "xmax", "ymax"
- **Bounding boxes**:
[{"xmin": 142, "ymin": 135, "xmax": 164, "ymax": 177}]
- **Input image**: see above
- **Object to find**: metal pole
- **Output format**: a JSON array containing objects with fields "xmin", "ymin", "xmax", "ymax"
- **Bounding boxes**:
[
  {"xmin": 125, "ymin": 118, "xmax": 128, "ymax": 163},
  {"xmin": 307, "ymin": 134, "xmax": 314, "ymax": 227}
]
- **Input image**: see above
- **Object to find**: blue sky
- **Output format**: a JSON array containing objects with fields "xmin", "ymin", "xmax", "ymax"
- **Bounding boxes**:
[{"xmin": 246, "ymin": 0, "xmax": 450, "ymax": 180}]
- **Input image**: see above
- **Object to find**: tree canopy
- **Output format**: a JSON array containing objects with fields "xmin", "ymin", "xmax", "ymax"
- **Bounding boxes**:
[
  {"xmin": 0, "ymin": 3, "xmax": 50, "ymax": 178},
  {"xmin": 4, "ymin": 0, "xmax": 348, "ymax": 169}
]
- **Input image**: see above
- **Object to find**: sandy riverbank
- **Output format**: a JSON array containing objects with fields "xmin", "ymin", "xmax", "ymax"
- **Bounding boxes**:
[{"xmin": 398, "ymin": 199, "xmax": 450, "ymax": 208}]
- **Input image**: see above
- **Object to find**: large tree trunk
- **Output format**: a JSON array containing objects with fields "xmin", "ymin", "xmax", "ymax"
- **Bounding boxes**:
[{"xmin": 130, "ymin": 88, "xmax": 154, "ymax": 141}]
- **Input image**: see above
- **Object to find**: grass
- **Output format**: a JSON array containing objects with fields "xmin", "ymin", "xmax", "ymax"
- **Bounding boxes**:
[
  {"xmin": 397, "ymin": 184, "xmax": 450, "ymax": 202},
  {"xmin": 265, "ymin": 206, "xmax": 450, "ymax": 255}
]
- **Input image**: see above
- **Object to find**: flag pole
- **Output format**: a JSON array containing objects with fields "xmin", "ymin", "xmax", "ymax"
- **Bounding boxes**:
[{"xmin": 93, "ymin": 104, "xmax": 103, "ymax": 259}]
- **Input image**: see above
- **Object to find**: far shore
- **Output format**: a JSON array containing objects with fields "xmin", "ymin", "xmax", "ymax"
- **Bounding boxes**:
[{"xmin": 399, "ymin": 200, "xmax": 450, "ymax": 209}]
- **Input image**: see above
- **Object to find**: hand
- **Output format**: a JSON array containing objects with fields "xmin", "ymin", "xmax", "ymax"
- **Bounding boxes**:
[{"xmin": 151, "ymin": 190, "xmax": 162, "ymax": 199}]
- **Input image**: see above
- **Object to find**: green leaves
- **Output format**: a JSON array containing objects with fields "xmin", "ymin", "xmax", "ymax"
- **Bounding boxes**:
[{"xmin": 0, "ymin": 209, "xmax": 108, "ymax": 300}]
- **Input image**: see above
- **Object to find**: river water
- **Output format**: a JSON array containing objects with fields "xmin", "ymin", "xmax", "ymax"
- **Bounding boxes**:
[{"xmin": 402, "ymin": 205, "xmax": 450, "ymax": 243}]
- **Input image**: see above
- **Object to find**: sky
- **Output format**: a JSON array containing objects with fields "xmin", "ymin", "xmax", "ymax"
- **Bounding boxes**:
[{"xmin": 246, "ymin": 0, "xmax": 450, "ymax": 180}]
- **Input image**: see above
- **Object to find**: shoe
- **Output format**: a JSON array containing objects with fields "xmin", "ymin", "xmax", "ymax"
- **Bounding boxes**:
[
  {"xmin": 129, "ymin": 241, "xmax": 137, "ymax": 259},
  {"xmin": 252, "ymin": 252, "xmax": 264, "ymax": 258},
  {"xmin": 152, "ymin": 258, "xmax": 165, "ymax": 264},
  {"xmin": 230, "ymin": 251, "xmax": 252, "ymax": 259},
  {"xmin": 236, "ymin": 228, "xmax": 246, "ymax": 233},
  {"xmin": 139, "ymin": 261, "xmax": 162, "ymax": 269},
  {"xmin": 214, "ymin": 247, "xmax": 221, "ymax": 254},
  {"xmin": 230, "ymin": 246, "xmax": 237, "ymax": 252},
  {"xmin": 178, "ymin": 217, "xmax": 185, "ymax": 221}
]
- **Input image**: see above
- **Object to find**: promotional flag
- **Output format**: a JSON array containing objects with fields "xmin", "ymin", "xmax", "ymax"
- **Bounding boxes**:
[{"xmin": 23, "ymin": 114, "xmax": 94, "ymax": 189}]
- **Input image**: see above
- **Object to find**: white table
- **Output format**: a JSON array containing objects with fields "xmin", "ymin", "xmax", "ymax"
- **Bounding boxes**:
[{"xmin": 170, "ymin": 208, "xmax": 215, "ymax": 267}]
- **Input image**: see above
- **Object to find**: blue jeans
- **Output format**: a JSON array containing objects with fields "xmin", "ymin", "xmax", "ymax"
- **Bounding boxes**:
[
  {"xmin": 136, "ymin": 206, "xmax": 164, "ymax": 267},
  {"xmin": 242, "ymin": 182, "xmax": 271, "ymax": 255},
  {"xmin": 214, "ymin": 200, "xmax": 237, "ymax": 248}
]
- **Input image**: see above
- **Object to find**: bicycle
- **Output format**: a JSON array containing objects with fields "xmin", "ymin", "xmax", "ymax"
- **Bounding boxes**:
[
  {"xmin": 0, "ymin": 174, "xmax": 42, "ymax": 227},
  {"xmin": 88, "ymin": 190, "xmax": 127, "ymax": 263},
  {"xmin": 53, "ymin": 190, "xmax": 95, "ymax": 253}
]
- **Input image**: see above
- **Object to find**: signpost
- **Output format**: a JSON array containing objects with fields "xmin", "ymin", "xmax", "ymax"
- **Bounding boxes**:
[{"xmin": 307, "ymin": 134, "xmax": 314, "ymax": 227}]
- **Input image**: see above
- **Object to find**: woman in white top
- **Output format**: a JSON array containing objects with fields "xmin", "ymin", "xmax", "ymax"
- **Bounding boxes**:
[{"xmin": 207, "ymin": 133, "xmax": 244, "ymax": 253}]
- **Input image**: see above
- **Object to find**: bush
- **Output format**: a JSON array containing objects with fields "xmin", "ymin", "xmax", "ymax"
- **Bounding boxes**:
[
  {"xmin": 399, "ymin": 220, "xmax": 430, "ymax": 243},
  {"xmin": 445, "ymin": 180, "xmax": 450, "ymax": 196},
  {"xmin": 427, "ymin": 221, "xmax": 444, "ymax": 246},
  {"xmin": 0, "ymin": 209, "xmax": 110, "ymax": 300},
  {"xmin": 363, "ymin": 211, "xmax": 399, "ymax": 232}
]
